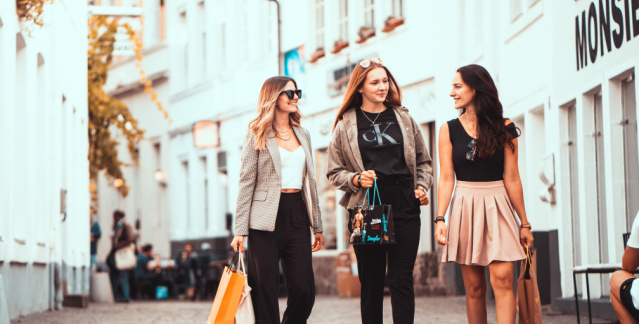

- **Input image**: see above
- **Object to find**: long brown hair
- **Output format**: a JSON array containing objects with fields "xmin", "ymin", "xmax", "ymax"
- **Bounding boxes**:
[
  {"xmin": 332, "ymin": 62, "xmax": 402, "ymax": 130},
  {"xmin": 457, "ymin": 64, "xmax": 517, "ymax": 158},
  {"xmin": 249, "ymin": 76, "xmax": 302, "ymax": 150}
]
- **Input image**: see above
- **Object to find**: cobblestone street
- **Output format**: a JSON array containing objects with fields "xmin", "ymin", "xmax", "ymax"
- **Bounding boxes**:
[{"xmin": 11, "ymin": 296, "xmax": 605, "ymax": 324}]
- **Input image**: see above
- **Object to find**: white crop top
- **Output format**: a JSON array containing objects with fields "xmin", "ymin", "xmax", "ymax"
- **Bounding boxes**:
[{"xmin": 278, "ymin": 146, "xmax": 306, "ymax": 190}]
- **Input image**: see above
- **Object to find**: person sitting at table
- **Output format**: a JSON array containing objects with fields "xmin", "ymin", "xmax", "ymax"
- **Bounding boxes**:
[
  {"xmin": 610, "ymin": 213, "xmax": 639, "ymax": 324},
  {"xmin": 135, "ymin": 243, "xmax": 173, "ymax": 299},
  {"xmin": 175, "ymin": 242, "xmax": 197, "ymax": 300}
]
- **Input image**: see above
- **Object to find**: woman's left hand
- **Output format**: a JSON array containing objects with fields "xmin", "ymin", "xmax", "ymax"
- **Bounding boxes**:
[
  {"xmin": 520, "ymin": 227, "xmax": 534, "ymax": 249},
  {"xmin": 311, "ymin": 233, "xmax": 324, "ymax": 252},
  {"xmin": 414, "ymin": 189, "xmax": 430, "ymax": 206}
]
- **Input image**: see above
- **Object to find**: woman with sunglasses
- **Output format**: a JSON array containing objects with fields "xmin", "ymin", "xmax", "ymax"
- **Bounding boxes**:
[
  {"xmin": 436, "ymin": 64, "xmax": 533, "ymax": 324},
  {"xmin": 231, "ymin": 76, "xmax": 324, "ymax": 324},
  {"xmin": 326, "ymin": 58, "xmax": 433, "ymax": 324}
]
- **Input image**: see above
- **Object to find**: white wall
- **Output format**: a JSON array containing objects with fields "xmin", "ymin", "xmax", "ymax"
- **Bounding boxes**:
[{"xmin": 0, "ymin": 0, "xmax": 89, "ymax": 319}]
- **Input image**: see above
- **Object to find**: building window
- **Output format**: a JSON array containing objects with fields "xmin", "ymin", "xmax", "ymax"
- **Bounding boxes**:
[
  {"xmin": 622, "ymin": 74, "xmax": 638, "ymax": 231},
  {"xmin": 159, "ymin": 0, "xmax": 166, "ymax": 41},
  {"xmin": 201, "ymin": 156, "xmax": 208, "ymax": 231},
  {"xmin": 364, "ymin": 0, "xmax": 375, "ymax": 28},
  {"xmin": 315, "ymin": 0, "xmax": 325, "ymax": 50},
  {"xmin": 182, "ymin": 160, "xmax": 190, "ymax": 232},
  {"xmin": 199, "ymin": 1, "xmax": 206, "ymax": 81},
  {"xmin": 390, "ymin": 0, "xmax": 402, "ymax": 17},
  {"xmin": 561, "ymin": 104, "xmax": 581, "ymax": 268},
  {"xmin": 338, "ymin": 0, "xmax": 348, "ymax": 41},
  {"xmin": 509, "ymin": 0, "xmax": 522, "ymax": 22},
  {"xmin": 179, "ymin": 11, "xmax": 188, "ymax": 86}
]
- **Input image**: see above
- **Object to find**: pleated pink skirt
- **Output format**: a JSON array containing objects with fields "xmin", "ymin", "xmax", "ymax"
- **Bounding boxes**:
[{"xmin": 441, "ymin": 180, "xmax": 526, "ymax": 266}]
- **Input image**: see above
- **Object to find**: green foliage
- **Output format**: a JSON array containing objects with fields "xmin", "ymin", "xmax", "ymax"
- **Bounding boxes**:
[{"xmin": 88, "ymin": 16, "xmax": 144, "ymax": 214}]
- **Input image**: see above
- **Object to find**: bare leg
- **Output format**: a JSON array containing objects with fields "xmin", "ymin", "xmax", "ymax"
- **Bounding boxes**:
[
  {"xmin": 488, "ymin": 261, "xmax": 516, "ymax": 324},
  {"xmin": 610, "ymin": 270, "xmax": 639, "ymax": 324},
  {"xmin": 461, "ymin": 265, "xmax": 488, "ymax": 324}
]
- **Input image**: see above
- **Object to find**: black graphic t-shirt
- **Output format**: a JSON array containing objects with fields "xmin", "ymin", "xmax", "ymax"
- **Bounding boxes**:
[{"xmin": 356, "ymin": 108, "xmax": 412, "ymax": 182}]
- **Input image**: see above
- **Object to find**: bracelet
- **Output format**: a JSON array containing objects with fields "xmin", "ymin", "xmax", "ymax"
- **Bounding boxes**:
[
  {"xmin": 520, "ymin": 223, "xmax": 532, "ymax": 230},
  {"xmin": 417, "ymin": 185, "xmax": 427, "ymax": 196},
  {"xmin": 433, "ymin": 216, "xmax": 445, "ymax": 224},
  {"xmin": 356, "ymin": 175, "xmax": 362, "ymax": 187}
]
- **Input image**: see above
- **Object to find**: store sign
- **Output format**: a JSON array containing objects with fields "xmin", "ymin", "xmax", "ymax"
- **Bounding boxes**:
[{"xmin": 575, "ymin": 0, "xmax": 639, "ymax": 71}]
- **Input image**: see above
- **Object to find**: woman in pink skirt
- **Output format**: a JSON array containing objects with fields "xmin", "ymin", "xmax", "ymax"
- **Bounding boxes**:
[{"xmin": 435, "ymin": 64, "xmax": 534, "ymax": 324}]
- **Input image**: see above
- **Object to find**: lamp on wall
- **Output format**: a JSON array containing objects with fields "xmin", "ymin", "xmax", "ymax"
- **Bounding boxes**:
[{"xmin": 154, "ymin": 169, "xmax": 167, "ymax": 187}]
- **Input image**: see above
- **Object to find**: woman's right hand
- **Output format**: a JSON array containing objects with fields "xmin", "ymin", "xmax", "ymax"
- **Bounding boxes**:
[
  {"xmin": 230, "ymin": 235, "xmax": 245, "ymax": 252},
  {"xmin": 359, "ymin": 170, "xmax": 376, "ymax": 188},
  {"xmin": 434, "ymin": 221, "xmax": 448, "ymax": 245}
]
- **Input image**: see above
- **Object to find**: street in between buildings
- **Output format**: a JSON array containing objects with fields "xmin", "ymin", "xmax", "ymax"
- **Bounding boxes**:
[{"xmin": 10, "ymin": 296, "xmax": 602, "ymax": 324}]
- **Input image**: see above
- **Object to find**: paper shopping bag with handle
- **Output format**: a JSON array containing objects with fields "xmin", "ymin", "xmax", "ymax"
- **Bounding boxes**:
[
  {"xmin": 208, "ymin": 251, "xmax": 247, "ymax": 324},
  {"xmin": 516, "ymin": 247, "xmax": 542, "ymax": 324},
  {"xmin": 346, "ymin": 179, "xmax": 395, "ymax": 245}
]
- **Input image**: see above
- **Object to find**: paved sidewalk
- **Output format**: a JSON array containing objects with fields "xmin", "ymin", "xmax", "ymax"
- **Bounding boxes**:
[{"xmin": 11, "ymin": 296, "xmax": 606, "ymax": 324}]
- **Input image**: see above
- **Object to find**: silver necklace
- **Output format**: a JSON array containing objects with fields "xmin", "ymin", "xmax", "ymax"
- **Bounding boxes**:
[{"xmin": 361, "ymin": 108, "xmax": 383, "ymax": 125}]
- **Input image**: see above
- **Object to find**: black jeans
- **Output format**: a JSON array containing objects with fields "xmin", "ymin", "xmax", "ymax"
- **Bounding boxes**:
[
  {"xmin": 248, "ymin": 192, "xmax": 315, "ymax": 324},
  {"xmin": 354, "ymin": 178, "xmax": 421, "ymax": 324}
]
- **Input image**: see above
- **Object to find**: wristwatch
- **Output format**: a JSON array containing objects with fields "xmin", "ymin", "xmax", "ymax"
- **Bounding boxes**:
[
  {"xmin": 417, "ymin": 185, "xmax": 427, "ymax": 196},
  {"xmin": 433, "ymin": 216, "xmax": 445, "ymax": 224}
]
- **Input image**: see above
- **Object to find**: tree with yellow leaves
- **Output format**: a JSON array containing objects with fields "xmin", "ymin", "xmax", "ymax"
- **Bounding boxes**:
[{"xmin": 88, "ymin": 15, "xmax": 167, "ymax": 215}]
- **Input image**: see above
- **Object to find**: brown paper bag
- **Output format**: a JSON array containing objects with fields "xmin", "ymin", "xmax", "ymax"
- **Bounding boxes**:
[{"xmin": 516, "ymin": 247, "xmax": 543, "ymax": 324}]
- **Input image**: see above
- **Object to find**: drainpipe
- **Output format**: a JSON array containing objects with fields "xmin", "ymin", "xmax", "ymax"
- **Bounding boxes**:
[{"xmin": 269, "ymin": 0, "xmax": 283, "ymax": 75}]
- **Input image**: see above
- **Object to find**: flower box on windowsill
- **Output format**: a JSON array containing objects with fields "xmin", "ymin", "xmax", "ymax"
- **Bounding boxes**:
[
  {"xmin": 308, "ymin": 48, "xmax": 325, "ymax": 63},
  {"xmin": 355, "ymin": 27, "xmax": 376, "ymax": 44},
  {"xmin": 382, "ymin": 16, "xmax": 405, "ymax": 33},
  {"xmin": 331, "ymin": 40, "xmax": 349, "ymax": 54}
]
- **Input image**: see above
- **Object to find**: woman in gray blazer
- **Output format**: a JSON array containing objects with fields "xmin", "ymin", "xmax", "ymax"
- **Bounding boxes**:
[
  {"xmin": 230, "ymin": 76, "xmax": 323, "ymax": 324},
  {"xmin": 326, "ymin": 59, "xmax": 433, "ymax": 324}
]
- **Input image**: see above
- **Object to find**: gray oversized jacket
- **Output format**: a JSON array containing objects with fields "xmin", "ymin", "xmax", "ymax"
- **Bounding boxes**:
[{"xmin": 326, "ymin": 105, "xmax": 434, "ymax": 208}]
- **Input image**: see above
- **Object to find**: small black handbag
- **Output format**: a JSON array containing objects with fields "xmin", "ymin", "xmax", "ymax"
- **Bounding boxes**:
[{"xmin": 347, "ymin": 179, "xmax": 395, "ymax": 245}]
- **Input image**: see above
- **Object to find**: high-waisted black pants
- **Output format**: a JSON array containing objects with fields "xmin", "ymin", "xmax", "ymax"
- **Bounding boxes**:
[
  {"xmin": 354, "ymin": 178, "xmax": 422, "ymax": 324},
  {"xmin": 248, "ymin": 192, "xmax": 315, "ymax": 324}
]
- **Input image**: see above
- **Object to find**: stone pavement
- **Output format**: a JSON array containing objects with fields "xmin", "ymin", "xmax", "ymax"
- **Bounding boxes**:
[{"xmin": 11, "ymin": 296, "xmax": 607, "ymax": 324}]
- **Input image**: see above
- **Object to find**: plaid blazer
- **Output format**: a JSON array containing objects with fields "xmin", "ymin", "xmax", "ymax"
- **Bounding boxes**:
[{"xmin": 234, "ymin": 126, "xmax": 323, "ymax": 236}]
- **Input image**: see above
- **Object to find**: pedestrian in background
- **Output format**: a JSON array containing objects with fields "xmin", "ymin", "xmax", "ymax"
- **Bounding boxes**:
[
  {"xmin": 435, "ymin": 64, "xmax": 534, "ymax": 324},
  {"xmin": 326, "ymin": 58, "xmax": 433, "ymax": 324},
  {"xmin": 230, "ymin": 76, "xmax": 324, "ymax": 324},
  {"xmin": 175, "ymin": 242, "xmax": 196, "ymax": 300},
  {"xmin": 107, "ymin": 209, "xmax": 134, "ymax": 303},
  {"xmin": 90, "ymin": 217, "xmax": 101, "ymax": 271},
  {"xmin": 610, "ymin": 212, "xmax": 639, "ymax": 324}
]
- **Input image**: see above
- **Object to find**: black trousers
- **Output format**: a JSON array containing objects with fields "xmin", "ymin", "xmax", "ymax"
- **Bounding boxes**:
[
  {"xmin": 248, "ymin": 192, "xmax": 315, "ymax": 324},
  {"xmin": 354, "ymin": 178, "xmax": 421, "ymax": 324}
]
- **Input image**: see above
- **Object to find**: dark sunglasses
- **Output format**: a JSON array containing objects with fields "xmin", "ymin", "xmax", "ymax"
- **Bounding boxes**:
[
  {"xmin": 279, "ymin": 89, "xmax": 302, "ymax": 99},
  {"xmin": 466, "ymin": 139, "xmax": 477, "ymax": 161}
]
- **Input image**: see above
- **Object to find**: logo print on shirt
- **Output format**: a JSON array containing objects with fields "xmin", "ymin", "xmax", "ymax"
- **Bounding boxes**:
[{"xmin": 363, "ymin": 122, "xmax": 399, "ymax": 147}]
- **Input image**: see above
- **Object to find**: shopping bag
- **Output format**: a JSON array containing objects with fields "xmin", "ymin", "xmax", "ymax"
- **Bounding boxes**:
[
  {"xmin": 516, "ymin": 247, "xmax": 542, "ymax": 324},
  {"xmin": 234, "ymin": 251, "xmax": 255, "ymax": 324},
  {"xmin": 114, "ymin": 243, "xmax": 136, "ymax": 270},
  {"xmin": 208, "ymin": 251, "xmax": 247, "ymax": 324},
  {"xmin": 346, "ymin": 179, "xmax": 395, "ymax": 245}
]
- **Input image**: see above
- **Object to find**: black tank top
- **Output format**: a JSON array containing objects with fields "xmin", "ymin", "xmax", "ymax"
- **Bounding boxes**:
[{"xmin": 448, "ymin": 118, "xmax": 520, "ymax": 182}]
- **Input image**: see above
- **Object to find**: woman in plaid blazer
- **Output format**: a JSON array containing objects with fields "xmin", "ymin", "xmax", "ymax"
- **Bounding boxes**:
[{"xmin": 230, "ymin": 76, "xmax": 323, "ymax": 324}]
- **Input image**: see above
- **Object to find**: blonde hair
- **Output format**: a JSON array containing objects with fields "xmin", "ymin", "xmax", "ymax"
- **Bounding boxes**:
[
  {"xmin": 249, "ymin": 76, "xmax": 302, "ymax": 150},
  {"xmin": 333, "ymin": 63, "xmax": 402, "ymax": 130}
]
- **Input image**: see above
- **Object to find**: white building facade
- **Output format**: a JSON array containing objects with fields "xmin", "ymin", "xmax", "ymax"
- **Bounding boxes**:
[
  {"xmin": 0, "ymin": 0, "xmax": 90, "ymax": 319},
  {"xmin": 165, "ymin": 0, "xmax": 279, "ymax": 254},
  {"xmin": 97, "ymin": 0, "xmax": 173, "ymax": 262},
  {"xmin": 123, "ymin": 0, "xmax": 639, "ymax": 310}
]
